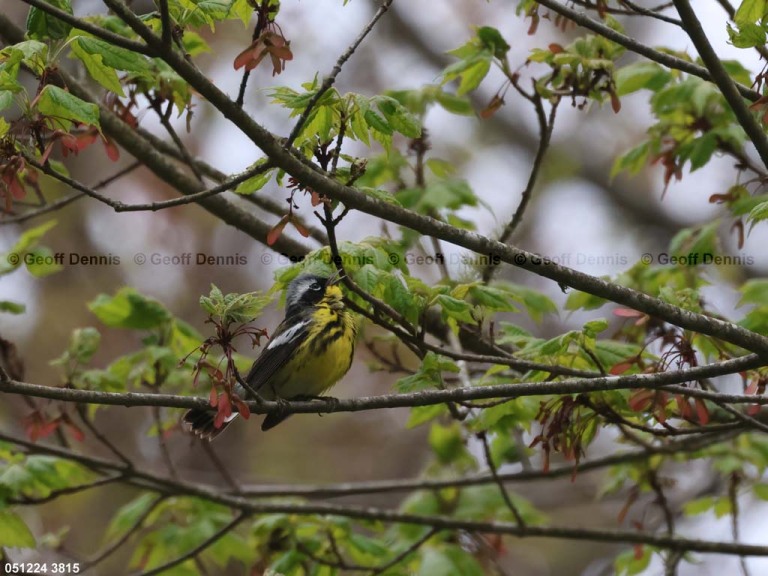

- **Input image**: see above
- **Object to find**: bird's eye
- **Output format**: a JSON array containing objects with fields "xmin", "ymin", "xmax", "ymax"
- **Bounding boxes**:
[{"xmin": 310, "ymin": 282, "xmax": 322, "ymax": 291}]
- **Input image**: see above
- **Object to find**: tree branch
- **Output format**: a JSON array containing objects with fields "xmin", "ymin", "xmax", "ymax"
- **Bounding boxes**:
[
  {"xmin": 19, "ymin": 0, "xmax": 151, "ymax": 54},
  {"xmin": 0, "ymin": 428, "xmax": 734, "ymax": 503},
  {"xmin": 1, "ymin": 354, "xmax": 764, "ymax": 416}
]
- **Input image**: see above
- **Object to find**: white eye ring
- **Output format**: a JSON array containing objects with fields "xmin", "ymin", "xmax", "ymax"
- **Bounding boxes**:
[{"xmin": 311, "ymin": 282, "xmax": 322, "ymax": 291}]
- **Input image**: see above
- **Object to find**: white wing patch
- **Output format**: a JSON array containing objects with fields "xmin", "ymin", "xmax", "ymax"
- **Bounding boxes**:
[{"xmin": 266, "ymin": 319, "xmax": 311, "ymax": 350}]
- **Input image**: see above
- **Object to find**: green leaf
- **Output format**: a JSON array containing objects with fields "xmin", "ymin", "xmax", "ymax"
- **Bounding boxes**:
[
  {"xmin": 0, "ymin": 220, "xmax": 57, "ymax": 275},
  {"xmin": 435, "ymin": 294, "xmax": 475, "ymax": 323},
  {"xmin": 565, "ymin": 289, "xmax": 608, "ymax": 311},
  {"xmin": 747, "ymin": 200, "xmax": 768, "ymax": 227},
  {"xmin": 477, "ymin": 26, "xmax": 510, "ymax": 59},
  {"xmin": 499, "ymin": 283, "xmax": 557, "ymax": 322},
  {"xmin": 199, "ymin": 284, "xmax": 271, "ymax": 324},
  {"xmin": 407, "ymin": 404, "xmax": 449, "ymax": 427},
  {"xmin": 727, "ymin": 21, "xmax": 767, "ymax": 48},
  {"xmin": 739, "ymin": 279, "xmax": 768, "ymax": 306},
  {"xmin": 428, "ymin": 422, "xmax": 464, "ymax": 464},
  {"xmin": 0, "ymin": 90, "xmax": 13, "ymax": 112},
  {"xmin": 235, "ymin": 162, "xmax": 275, "ymax": 194},
  {"xmin": 0, "ymin": 509, "xmax": 36, "ymax": 548},
  {"xmin": 583, "ymin": 318, "xmax": 608, "ymax": 336},
  {"xmin": 417, "ymin": 543, "xmax": 487, "ymax": 576},
  {"xmin": 611, "ymin": 141, "xmax": 650, "ymax": 178},
  {"xmin": 374, "ymin": 96, "xmax": 421, "ymax": 138},
  {"xmin": 363, "ymin": 107, "xmax": 393, "ymax": 135},
  {"xmin": 668, "ymin": 221, "xmax": 719, "ymax": 261},
  {"xmin": 26, "ymin": 0, "xmax": 73, "ymax": 40},
  {"xmin": 53, "ymin": 327, "xmax": 101, "ymax": 366},
  {"xmin": 418, "ymin": 547, "xmax": 458, "ymax": 576},
  {"xmin": 88, "ymin": 287, "xmax": 171, "ymax": 329},
  {"xmin": 686, "ymin": 133, "xmax": 718, "ymax": 171},
  {"xmin": 452, "ymin": 55, "xmax": 491, "ymax": 96},
  {"xmin": 721, "ymin": 59, "xmax": 754, "ymax": 86},
  {"xmin": 469, "ymin": 285, "xmax": 519, "ymax": 312},
  {"xmin": 434, "ymin": 90, "xmax": 474, "ymax": 115},
  {"xmin": 615, "ymin": 62, "xmax": 671, "ymax": 96},
  {"xmin": 24, "ymin": 246, "xmax": 64, "ymax": 277},
  {"xmin": 36, "ymin": 85, "xmax": 100, "ymax": 129},
  {"xmin": 734, "ymin": 0, "xmax": 767, "ymax": 26},
  {"xmin": 682, "ymin": 496, "xmax": 715, "ymax": 516},
  {"xmin": 106, "ymin": 493, "xmax": 159, "ymax": 540},
  {"xmin": 753, "ymin": 484, "xmax": 768, "ymax": 501},
  {"xmin": 69, "ymin": 34, "xmax": 151, "ymax": 97},
  {"xmin": 0, "ymin": 300, "xmax": 26, "ymax": 314}
]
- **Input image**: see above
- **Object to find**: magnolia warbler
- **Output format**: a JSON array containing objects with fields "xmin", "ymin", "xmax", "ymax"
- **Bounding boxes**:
[{"xmin": 183, "ymin": 272, "xmax": 357, "ymax": 440}]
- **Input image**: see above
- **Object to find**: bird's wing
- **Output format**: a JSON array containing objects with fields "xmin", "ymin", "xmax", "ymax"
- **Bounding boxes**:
[{"xmin": 240, "ymin": 316, "xmax": 313, "ymax": 394}]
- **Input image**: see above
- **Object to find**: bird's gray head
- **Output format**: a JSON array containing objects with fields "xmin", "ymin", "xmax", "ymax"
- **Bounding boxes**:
[{"xmin": 285, "ymin": 274, "xmax": 329, "ymax": 317}]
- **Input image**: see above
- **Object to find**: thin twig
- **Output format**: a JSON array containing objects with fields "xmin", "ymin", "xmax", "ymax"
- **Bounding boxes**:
[
  {"xmin": 201, "ymin": 442, "xmax": 241, "ymax": 493},
  {"xmin": 477, "ymin": 431, "xmax": 527, "ymax": 527},
  {"xmin": 370, "ymin": 528, "xmax": 439, "ymax": 575},
  {"xmin": 729, "ymin": 472, "xmax": 752, "ymax": 576},
  {"xmin": 25, "ymin": 156, "xmax": 272, "ymax": 212},
  {"xmin": 18, "ymin": 0, "xmax": 152, "ymax": 54},
  {"xmin": 135, "ymin": 512, "xmax": 249, "ymax": 576},
  {"xmin": 1, "ymin": 161, "xmax": 142, "ymax": 225},
  {"xmin": 152, "ymin": 405, "xmax": 178, "ymax": 480},
  {"xmin": 672, "ymin": 0, "xmax": 768, "ymax": 170},
  {"xmin": 9, "ymin": 473, "xmax": 123, "ymax": 505},
  {"xmin": 149, "ymin": 98, "xmax": 204, "ymax": 183},
  {"xmin": 483, "ymin": 96, "xmax": 559, "ymax": 283},
  {"xmin": 567, "ymin": 0, "xmax": 682, "ymax": 26},
  {"xmin": 285, "ymin": 0, "xmax": 394, "ymax": 147},
  {"xmin": 75, "ymin": 403, "xmax": 133, "ymax": 466},
  {"xmin": 83, "ymin": 494, "xmax": 166, "ymax": 572}
]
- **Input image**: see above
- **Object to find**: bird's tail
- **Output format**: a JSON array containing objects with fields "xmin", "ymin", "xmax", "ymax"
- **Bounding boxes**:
[{"xmin": 182, "ymin": 408, "xmax": 239, "ymax": 441}]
